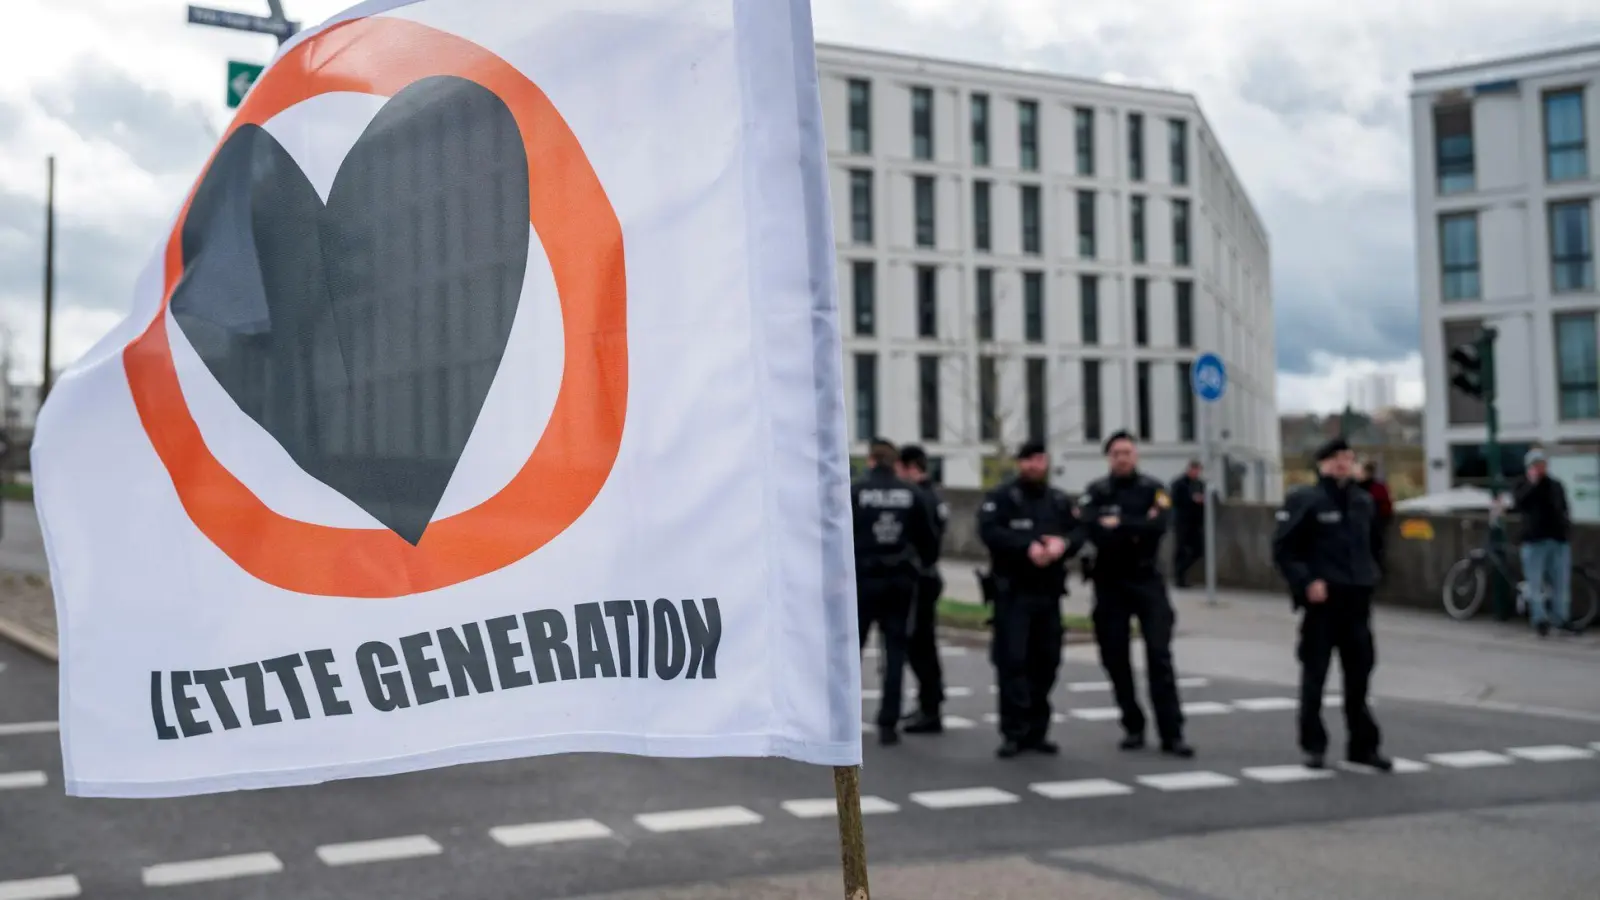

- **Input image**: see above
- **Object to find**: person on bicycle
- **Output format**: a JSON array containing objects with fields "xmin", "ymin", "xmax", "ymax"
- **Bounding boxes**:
[
  {"xmin": 1510, "ymin": 448, "xmax": 1574, "ymax": 637},
  {"xmin": 1270, "ymin": 437, "xmax": 1392, "ymax": 773}
]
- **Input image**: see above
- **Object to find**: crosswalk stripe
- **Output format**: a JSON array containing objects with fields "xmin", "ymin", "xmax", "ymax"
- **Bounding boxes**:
[
  {"xmin": 1506, "ymin": 744, "xmax": 1597, "ymax": 763},
  {"xmin": 1030, "ymin": 779, "xmax": 1133, "ymax": 800},
  {"xmin": 489, "ymin": 819, "xmax": 614, "ymax": 847},
  {"xmin": 1136, "ymin": 771, "xmax": 1239, "ymax": 791},
  {"xmin": 1241, "ymin": 765, "xmax": 1335, "ymax": 784},
  {"xmin": 0, "ymin": 771, "xmax": 47, "ymax": 791},
  {"xmin": 635, "ymin": 806, "xmax": 762, "ymax": 833},
  {"xmin": 315, "ymin": 835, "xmax": 442, "ymax": 866},
  {"xmin": 1426, "ymin": 750, "xmax": 1513, "ymax": 769},
  {"xmin": 781, "ymin": 796, "xmax": 899, "ymax": 818},
  {"xmin": 141, "ymin": 852, "xmax": 283, "ymax": 886},
  {"xmin": 1232, "ymin": 697, "xmax": 1298, "ymax": 712},
  {"xmin": 909, "ymin": 787, "xmax": 1020, "ymax": 809},
  {"xmin": 0, "ymin": 721, "xmax": 58, "ymax": 737},
  {"xmin": 1070, "ymin": 707, "xmax": 1123, "ymax": 721},
  {"xmin": 0, "ymin": 875, "xmax": 81, "ymax": 900},
  {"xmin": 1181, "ymin": 701, "xmax": 1233, "ymax": 716}
]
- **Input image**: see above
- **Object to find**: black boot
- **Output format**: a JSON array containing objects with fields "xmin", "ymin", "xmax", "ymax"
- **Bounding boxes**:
[{"xmin": 902, "ymin": 711, "xmax": 943, "ymax": 735}]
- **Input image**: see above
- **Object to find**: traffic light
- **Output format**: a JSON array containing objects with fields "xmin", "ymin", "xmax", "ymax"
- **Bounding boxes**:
[{"xmin": 1449, "ymin": 329, "xmax": 1496, "ymax": 400}]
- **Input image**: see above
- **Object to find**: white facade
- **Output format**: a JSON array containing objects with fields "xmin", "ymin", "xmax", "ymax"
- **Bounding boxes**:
[
  {"xmin": 817, "ymin": 44, "xmax": 1279, "ymax": 498},
  {"xmin": 1346, "ymin": 372, "xmax": 1398, "ymax": 413},
  {"xmin": 1412, "ymin": 43, "xmax": 1600, "ymax": 494}
]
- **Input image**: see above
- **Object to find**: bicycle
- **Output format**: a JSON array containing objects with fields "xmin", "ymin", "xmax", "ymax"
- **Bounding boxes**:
[{"xmin": 1440, "ymin": 513, "xmax": 1598, "ymax": 631}]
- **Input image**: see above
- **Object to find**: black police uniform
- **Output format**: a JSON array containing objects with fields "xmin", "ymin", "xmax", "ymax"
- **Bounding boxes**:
[
  {"xmin": 904, "ymin": 479, "xmax": 950, "ymax": 729},
  {"xmin": 1079, "ymin": 471, "xmax": 1190, "ymax": 753},
  {"xmin": 851, "ymin": 463, "xmax": 940, "ymax": 743},
  {"xmin": 977, "ymin": 476, "xmax": 1078, "ymax": 755},
  {"xmin": 1169, "ymin": 473, "xmax": 1205, "ymax": 588},
  {"xmin": 1271, "ymin": 473, "xmax": 1386, "ymax": 767}
]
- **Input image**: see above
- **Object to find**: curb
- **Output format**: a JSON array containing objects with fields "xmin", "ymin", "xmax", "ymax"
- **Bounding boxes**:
[{"xmin": 0, "ymin": 614, "xmax": 58, "ymax": 663}]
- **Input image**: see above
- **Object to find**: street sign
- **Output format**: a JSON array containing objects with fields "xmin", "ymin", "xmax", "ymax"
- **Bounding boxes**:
[
  {"xmin": 187, "ymin": 5, "xmax": 299, "ymax": 39},
  {"xmin": 226, "ymin": 61, "xmax": 264, "ymax": 109},
  {"xmin": 1192, "ymin": 352, "xmax": 1227, "ymax": 403}
]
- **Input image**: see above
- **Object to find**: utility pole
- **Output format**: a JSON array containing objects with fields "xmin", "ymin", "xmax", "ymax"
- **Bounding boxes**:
[
  {"xmin": 41, "ymin": 156, "xmax": 55, "ymax": 404},
  {"xmin": 1450, "ymin": 327, "xmax": 1506, "ymax": 618}
]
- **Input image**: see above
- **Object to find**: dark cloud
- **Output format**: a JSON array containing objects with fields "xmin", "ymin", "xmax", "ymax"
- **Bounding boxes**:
[{"xmin": 32, "ymin": 59, "xmax": 213, "ymax": 176}]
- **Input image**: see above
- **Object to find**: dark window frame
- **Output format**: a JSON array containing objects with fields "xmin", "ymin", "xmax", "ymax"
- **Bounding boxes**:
[
  {"xmin": 970, "ymin": 92, "xmax": 989, "ymax": 167},
  {"xmin": 973, "ymin": 180, "xmax": 992, "ymax": 252},
  {"xmin": 1543, "ymin": 87, "xmax": 1588, "ymax": 182},
  {"xmin": 851, "ymin": 260, "xmax": 875, "ymax": 336},
  {"xmin": 976, "ymin": 268, "xmax": 995, "ymax": 341},
  {"xmin": 1021, "ymin": 184, "xmax": 1042, "ymax": 255},
  {"xmin": 847, "ymin": 79, "xmax": 871, "ymax": 154},
  {"xmin": 1074, "ymin": 106, "xmax": 1094, "ymax": 176},
  {"xmin": 1023, "ymin": 271, "xmax": 1045, "ymax": 343},
  {"xmin": 916, "ymin": 264, "xmax": 938, "ymax": 338},
  {"xmin": 918, "ymin": 353, "xmax": 942, "ymax": 440},
  {"xmin": 1018, "ymin": 99, "xmax": 1039, "ymax": 171},
  {"xmin": 912, "ymin": 86, "xmax": 934, "ymax": 161},
  {"xmin": 1080, "ymin": 274, "xmax": 1099, "ymax": 345},
  {"xmin": 914, "ymin": 175, "xmax": 937, "ymax": 248},
  {"xmin": 1439, "ymin": 211, "xmax": 1481, "ymax": 301},
  {"xmin": 849, "ymin": 169, "xmax": 873, "ymax": 244},
  {"xmin": 1127, "ymin": 112, "xmax": 1144, "ymax": 181}
]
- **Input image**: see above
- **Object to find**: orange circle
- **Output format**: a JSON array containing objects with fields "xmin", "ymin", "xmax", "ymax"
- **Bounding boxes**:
[{"xmin": 123, "ymin": 16, "xmax": 628, "ymax": 598}]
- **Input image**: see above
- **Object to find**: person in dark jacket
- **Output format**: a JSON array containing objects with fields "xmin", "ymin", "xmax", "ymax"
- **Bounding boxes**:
[
  {"xmin": 1080, "ymin": 431, "xmax": 1194, "ymax": 758},
  {"xmin": 1271, "ymin": 437, "xmax": 1392, "ymax": 772},
  {"xmin": 1355, "ymin": 460, "xmax": 1394, "ymax": 579},
  {"xmin": 1169, "ymin": 460, "xmax": 1206, "ymax": 588},
  {"xmin": 977, "ymin": 440, "xmax": 1080, "ymax": 758},
  {"xmin": 897, "ymin": 444, "xmax": 950, "ymax": 733},
  {"xmin": 852, "ymin": 438, "xmax": 940, "ymax": 746},
  {"xmin": 1511, "ymin": 448, "xmax": 1574, "ymax": 637}
]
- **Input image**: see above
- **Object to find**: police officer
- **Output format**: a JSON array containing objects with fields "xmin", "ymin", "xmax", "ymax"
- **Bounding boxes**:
[
  {"xmin": 1080, "ymin": 431, "xmax": 1194, "ymax": 758},
  {"xmin": 1169, "ymin": 460, "xmax": 1206, "ymax": 588},
  {"xmin": 852, "ymin": 437, "xmax": 940, "ymax": 746},
  {"xmin": 978, "ymin": 440, "xmax": 1079, "ymax": 759},
  {"xmin": 1271, "ymin": 437, "xmax": 1392, "ymax": 771},
  {"xmin": 897, "ymin": 445, "xmax": 950, "ymax": 734}
]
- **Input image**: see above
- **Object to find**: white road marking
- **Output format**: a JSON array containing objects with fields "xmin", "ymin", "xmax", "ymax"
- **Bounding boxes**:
[
  {"xmin": 635, "ymin": 806, "xmax": 763, "ymax": 833},
  {"xmin": 1242, "ymin": 765, "xmax": 1336, "ymax": 784},
  {"xmin": 489, "ymin": 819, "xmax": 613, "ymax": 847},
  {"xmin": 1066, "ymin": 681, "xmax": 1111, "ymax": 693},
  {"xmin": 1178, "ymin": 677, "xmax": 1210, "ymax": 689},
  {"xmin": 943, "ymin": 715, "xmax": 977, "ymax": 730},
  {"xmin": 1232, "ymin": 697, "xmax": 1298, "ymax": 712},
  {"xmin": 1136, "ymin": 771, "xmax": 1239, "ymax": 791},
  {"xmin": 0, "ymin": 875, "xmax": 81, "ymax": 900},
  {"xmin": 982, "ymin": 712, "xmax": 1066, "ymax": 724},
  {"xmin": 315, "ymin": 835, "xmax": 442, "ymax": 867},
  {"xmin": 141, "ymin": 853, "xmax": 283, "ymax": 887},
  {"xmin": 946, "ymin": 686, "xmax": 974, "ymax": 698},
  {"xmin": 862, "ymin": 689, "xmax": 881, "ymax": 700},
  {"xmin": 1507, "ymin": 744, "xmax": 1597, "ymax": 763},
  {"xmin": 1336, "ymin": 757, "xmax": 1430, "ymax": 775},
  {"xmin": 940, "ymin": 646, "xmax": 970, "ymax": 657},
  {"xmin": 781, "ymin": 796, "xmax": 899, "ymax": 818},
  {"xmin": 0, "ymin": 721, "xmax": 57, "ymax": 737},
  {"xmin": 1325, "ymin": 695, "xmax": 1344, "ymax": 708},
  {"xmin": 909, "ymin": 787, "xmax": 1021, "ymax": 809},
  {"xmin": 1181, "ymin": 701, "xmax": 1233, "ymax": 716},
  {"xmin": 0, "ymin": 771, "xmax": 47, "ymax": 790},
  {"xmin": 1426, "ymin": 750, "xmax": 1514, "ymax": 769},
  {"xmin": 1070, "ymin": 707, "xmax": 1123, "ymax": 722},
  {"xmin": 1030, "ymin": 779, "xmax": 1134, "ymax": 800}
]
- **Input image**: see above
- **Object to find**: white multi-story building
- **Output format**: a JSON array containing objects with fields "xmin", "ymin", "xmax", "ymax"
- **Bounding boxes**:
[
  {"xmin": 1346, "ymin": 372, "xmax": 1399, "ymax": 414},
  {"xmin": 1412, "ymin": 42, "xmax": 1600, "ymax": 494},
  {"xmin": 816, "ymin": 44, "xmax": 1280, "ymax": 499}
]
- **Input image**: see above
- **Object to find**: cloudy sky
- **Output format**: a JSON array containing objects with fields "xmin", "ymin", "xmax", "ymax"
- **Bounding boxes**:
[{"xmin": 1, "ymin": 0, "xmax": 1597, "ymax": 413}]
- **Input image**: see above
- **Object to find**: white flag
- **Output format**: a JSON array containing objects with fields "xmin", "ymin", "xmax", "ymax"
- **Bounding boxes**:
[{"xmin": 33, "ymin": 0, "xmax": 859, "ymax": 798}]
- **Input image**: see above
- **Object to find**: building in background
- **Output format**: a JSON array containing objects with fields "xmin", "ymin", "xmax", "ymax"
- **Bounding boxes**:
[
  {"xmin": 1412, "ymin": 41, "xmax": 1600, "ymax": 494},
  {"xmin": 1345, "ymin": 372, "xmax": 1398, "ymax": 413},
  {"xmin": 818, "ymin": 44, "xmax": 1280, "ymax": 499}
]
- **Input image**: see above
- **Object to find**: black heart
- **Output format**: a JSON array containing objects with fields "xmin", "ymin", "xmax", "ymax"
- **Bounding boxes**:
[{"xmin": 169, "ymin": 75, "xmax": 530, "ymax": 545}]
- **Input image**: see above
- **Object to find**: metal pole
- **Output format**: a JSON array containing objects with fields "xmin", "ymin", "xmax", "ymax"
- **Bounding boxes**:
[
  {"xmin": 1202, "ymin": 397, "xmax": 1217, "ymax": 606},
  {"xmin": 41, "ymin": 156, "xmax": 55, "ymax": 404},
  {"xmin": 832, "ymin": 765, "xmax": 870, "ymax": 899},
  {"xmin": 1481, "ymin": 328, "xmax": 1509, "ymax": 620}
]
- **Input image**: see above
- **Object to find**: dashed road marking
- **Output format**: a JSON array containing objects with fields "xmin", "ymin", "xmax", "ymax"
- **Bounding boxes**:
[
  {"xmin": 1337, "ymin": 757, "xmax": 1430, "ymax": 775},
  {"xmin": 141, "ymin": 852, "xmax": 283, "ymax": 887},
  {"xmin": 1136, "ymin": 771, "xmax": 1239, "ymax": 791},
  {"xmin": 982, "ymin": 712, "xmax": 1067, "ymax": 724},
  {"xmin": 1178, "ymin": 677, "xmax": 1210, "ymax": 689},
  {"xmin": 0, "ymin": 875, "xmax": 81, "ymax": 900},
  {"xmin": 316, "ymin": 835, "xmax": 443, "ymax": 867},
  {"xmin": 1426, "ymin": 750, "xmax": 1514, "ymax": 769},
  {"xmin": 0, "ymin": 770, "xmax": 47, "ymax": 790},
  {"xmin": 1066, "ymin": 681, "xmax": 1112, "ymax": 693},
  {"xmin": 635, "ymin": 806, "xmax": 763, "ymax": 833},
  {"xmin": 1181, "ymin": 701, "xmax": 1233, "ymax": 716},
  {"xmin": 943, "ymin": 715, "xmax": 977, "ymax": 730},
  {"xmin": 782, "ymin": 796, "xmax": 900, "ymax": 818},
  {"xmin": 1232, "ymin": 697, "xmax": 1298, "ymax": 712},
  {"xmin": 946, "ymin": 686, "xmax": 974, "ymax": 698},
  {"xmin": 1070, "ymin": 707, "xmax": 1123, "ymax": 722},
  {"xmin": 1507, "ymin": 744, "xmax": 1597, "ymax": 763},
  {"xmin": 1241, "ymin": 764, "xmax": 1336, "ymax": 784},
  {"xmin": 0, "ymin": 721, "xmax": 58, "ymax": 737},
  {"xmin": 489, "ymin": 819, "xmax": 614, "ymax": 847},
  {"xmin": 909, "ymin": 787, "xmax": 1021, "ymax": 809},
  {"xmin": 1030, "ymin": 778, "xmax": 1134, "ymax": 800}
]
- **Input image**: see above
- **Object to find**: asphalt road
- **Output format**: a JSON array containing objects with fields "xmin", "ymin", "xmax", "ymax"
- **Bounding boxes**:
[{"xmin": 4, "ymin": 631, "xmax": 1600, "ymax": 899}]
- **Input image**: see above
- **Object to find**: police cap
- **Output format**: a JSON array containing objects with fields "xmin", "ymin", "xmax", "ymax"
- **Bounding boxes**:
[{"xmin": 1314, "ymin": 436, "xmax": 1352, "ymax": 462}]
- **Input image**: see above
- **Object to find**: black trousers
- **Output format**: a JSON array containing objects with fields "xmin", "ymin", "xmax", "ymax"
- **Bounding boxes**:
[
  {"xmin": 1298, "ymin": 586, "xmax": 1381, "ymax": 758},
  {"xmin": 990, "ymin": 591, "xmax": 1063, "ymax": 744},
  {"xmin": 1093, "ymin": 574, "xmax": 1185, "ymax": 743},
  {"xmin": 906, "ymin": 573, "xmax": 945, "ymax": 716},
  {"xmin": 858, "ymin": 575, "xmax": 916, "ymax": 730},
  {"xmin": 1172, "ymin": 527, "xmax": 1203, "ymax": 586}
]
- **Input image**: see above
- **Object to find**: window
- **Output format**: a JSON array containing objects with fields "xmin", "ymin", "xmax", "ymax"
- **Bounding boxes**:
[
  {"xmin": 1021, "ymin": 184, "xmax": 1042, "ymax": 255},
  {"xmin": 970, "ymin": 93, "xmax": 989, "ymax": 166},
  {"xmin": 848, "ymin": 79, "xmax": 871, "ymax": 154},
  {"xmin": 1175, "ymin": 280, "xmax": 1193, "ymax": 348},
  {"xmin": 1018, "ymin": 99, "xmax": 1039, "ymax": 171},
  {"xmin": 918, "ymin": 354, "xmax": 941, "ymax": 440},
  {"xmin": 976, "ymin": 268, "xmax": 995, "ymax": 341},
  {"xmin": 1077, "ymin": 190, "xmax": 1096, "ymax": 258},
  {"xmin": 849, "ymin": 169, "xmax": 872, "ymax": 244},
  {"xmin": 1026, "ymin": 358, "xmax": 1047, "ymax": 443},
  {"xmin": 1127, "ymin": 112, "xmax": 1144, "ymax": 181},
  {"xmin": 1134, "ymin": 278, "xmax": 1149, "ymax": 346},
  {"xmin": 973, "ymin": 180, "xmax": 992, "ymax": 252},
  {"xmin": 1074, "ymin": 106, "xmax": 1094, "ymax": 176},
  {"xmin": 1450, "ymin": 441, "xmax": 1536, "ymax": 487},
  {"xmin": 1439, "ymin": 212, "xmax": 1480, "ymax": 301},
  {"xmin": 914, "ymin": 175, "xmax": 936, "ymax": 248},
  {"xmin": 1543, "ymin": 88, "xmax": 1588, "ymax": 182},
  {"xmin": 1082, "ymin": 359, "xmax": 1103, "ymax": 442},
  {"xmin": 851, "ymin": 261, "xmax": 875, "ymax": 336},
  {"xmin": 1443, "ymin": 319, "xmax": 1486, "ymax": 426},
  {"xmin": 1136, "ymin": 360, "xmax": 1152, "ymax": 440},
  {"xmin": 1168, "ymin": 118, "xmax": 1188, "ymax": 185},
  {"xmin": 1550, "ymin": 200, "xmax": 1595, "ymax": 293},
  {"xmin": 1079, "ymin": 275, "xmax": 1099, "ymax": 345},
  {"xmin": 912, "ymin": 86, "xmax": 933, "ymax": 161},
  {"xmin": 1434, "ymin": 105, "xmax": 1474, "ymax": 194},
  {"xmin": 1130, "ymin": 195, "xmax": 1146, "ymax": 263},
  {"xmin": 916, "ymin": 265, "xmax": 938, "ymax": 338},
  {"xmin": 979, "ymin": 356, "xmax": 998, "ymax": 442},
  {"xmin": 1172, "ymin": 198, "xmax": 1190, "ymax": 266},
  {"xmin": 1557, "ymin": 312, "xmax": 1600, "ymax": 420},
  {"xmin": 1023, "ymin": 271, "xmax": 1044, "ymax": 343},
  {"xmin": 854, "ymin": 353, "xmax": 877, "ymax": 439},
  {"xmin": 1177, "ymin": 361, "xmax": 1196, "ymax": 442}
]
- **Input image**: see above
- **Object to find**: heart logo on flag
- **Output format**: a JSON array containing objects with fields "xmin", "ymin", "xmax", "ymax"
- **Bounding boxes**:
[{"xmin": 169, "ymin": 76, "xmax": 529, "ymax": 545}]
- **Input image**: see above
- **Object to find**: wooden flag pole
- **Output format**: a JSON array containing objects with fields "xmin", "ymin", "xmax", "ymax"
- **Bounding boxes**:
[{"xmin": 832, "ymin": 764, "xmax": 870, "ymax": 899}]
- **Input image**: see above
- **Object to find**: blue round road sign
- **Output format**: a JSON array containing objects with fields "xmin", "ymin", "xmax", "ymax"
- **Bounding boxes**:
[{"xmin": 1192, "ymin": 353, "xmax": 1226, "ymax": 402}]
